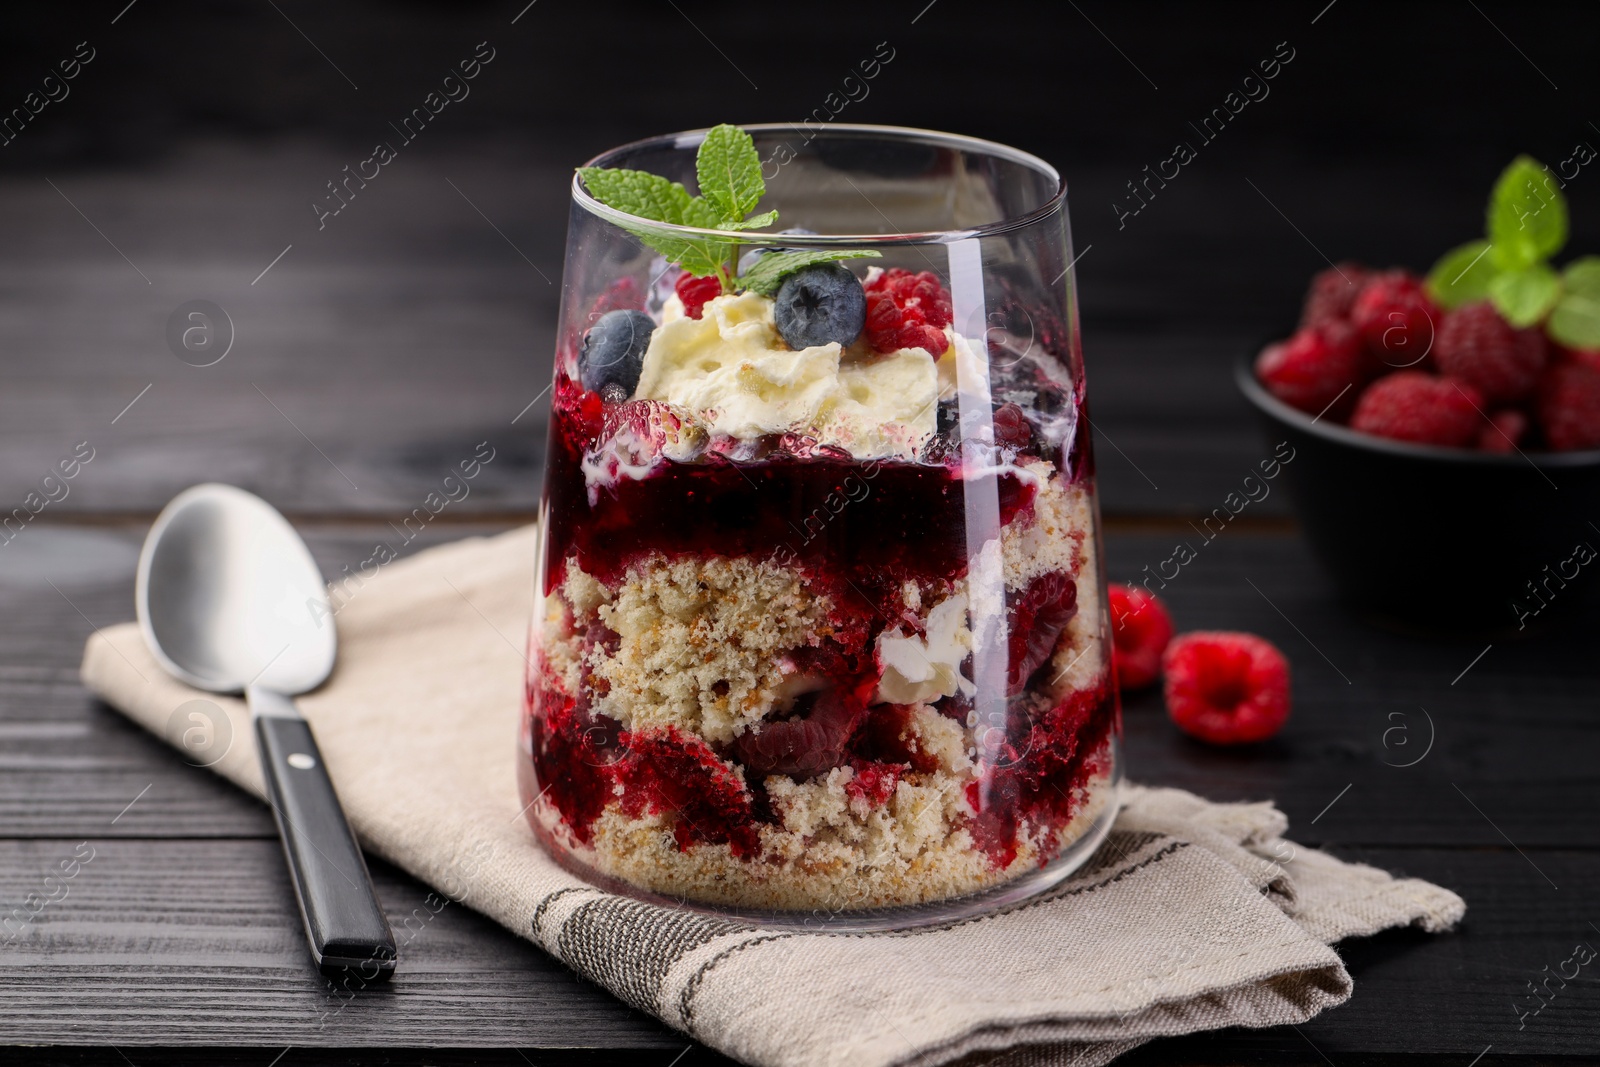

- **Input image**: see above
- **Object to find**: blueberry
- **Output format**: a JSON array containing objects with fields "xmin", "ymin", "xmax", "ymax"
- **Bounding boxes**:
[
  {"xmin": 578, "ymin": 309, "xmax": 654, "ymax": 395},
  {"xmin": 737, "ymin": 228, "xmax": 817, "ymax": 274},
  {"xmin": 773, "ymin": 264, "xmax": 865, "ymax": 350}
]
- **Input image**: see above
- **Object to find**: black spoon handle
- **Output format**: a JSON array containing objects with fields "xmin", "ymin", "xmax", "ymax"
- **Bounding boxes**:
[{"xmin": 249, "ymin": 688, "xmax": 396, "ymax": 980}]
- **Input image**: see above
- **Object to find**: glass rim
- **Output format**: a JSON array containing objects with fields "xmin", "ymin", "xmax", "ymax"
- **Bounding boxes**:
[{"xmin": 570, "ymin": 122, "xmax": 1067, "ymax": 246}]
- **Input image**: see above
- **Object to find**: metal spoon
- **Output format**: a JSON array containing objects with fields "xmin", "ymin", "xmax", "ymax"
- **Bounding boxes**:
[{"xmin": 136, "ymin": 483, "xmax": 396, "ymax": 980}]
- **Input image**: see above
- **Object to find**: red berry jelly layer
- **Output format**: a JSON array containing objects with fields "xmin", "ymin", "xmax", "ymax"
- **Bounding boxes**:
[{"xmin": 529, "ymin": 376, "xmax": 1115, "ymax": 874}]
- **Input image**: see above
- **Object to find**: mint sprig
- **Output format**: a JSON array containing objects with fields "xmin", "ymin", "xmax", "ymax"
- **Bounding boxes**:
[
  {"xmin": 578, "ymin": 124, "xmax": 878, "ymax": 296},
  {"xmin": 739, "ymin": 249, "xmax": 878, "ymax": 297},
  {"xmin": 1426, "ymin": 155, "xmax": 1600, "ymax": 343},
  {"xmin": 577, "ymin": 167, "xmax": 728, "ymax": 278},
  {"xmin": 1486, "ymin": 157, "xmax": 1566, "ymax": 271},
  {"xmin": 1549, "ymin": 256, "xmax": 1600, "ymax": 348},
  {"xmin": 696, "ymin": 123, "xmax": 765, "ymax": 222}
]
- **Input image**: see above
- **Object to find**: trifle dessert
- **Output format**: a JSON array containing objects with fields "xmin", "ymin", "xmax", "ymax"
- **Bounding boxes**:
[{"xmin": 521, "ymin": 125, "xmax": 1120, "ymax": 916}]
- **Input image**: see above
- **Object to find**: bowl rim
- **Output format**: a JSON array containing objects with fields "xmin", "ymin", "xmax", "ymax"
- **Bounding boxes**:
[
  {"xmin": 1234, "ymin": 352, "xmax": 1600, "ymax": 468},
  {"xmin": 571, "ymin": 122, "xmax": 1067, "ymax": 246}
]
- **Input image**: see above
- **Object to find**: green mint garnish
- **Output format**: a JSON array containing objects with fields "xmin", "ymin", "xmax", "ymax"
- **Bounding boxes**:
[
  {"xmin": 575, "ymin": 167, "xmax": 728, "ymax": 278},
  {"xmin": 1425, "ymin": 154, "xmax": 1600, "ymax": 344},
  {"xmin": 578, "ymin": 123, "xmax": 878, "ymax": 295},
  {"xmin": 739, "ymin": 249, "xmax": 879, "ymax": 297},
  {"xmin": 721, "ymin": 210, "xmax": 781, "ymax": 232},
  {"xmin": 1426, "ymin": 239, "xmax": 1496, "ymax": 307},
  {"xmin": 696, "ymin": 123, "xmax": 765, "ymax": 222},
  {"xmin": 1549, "ymin": 255, "xmax": 1600, "ymax": 347},
  {"xmin": 1487, "ymin": 264, "xmax": 1561, "ymax": 327},
  {"xmin": 1486, "ymin": 156, "xmax": 1567, "ymax": 271},
  {"xmin": 1562, "ymin": 255, "xmax": 1600, "ymax": 295}
]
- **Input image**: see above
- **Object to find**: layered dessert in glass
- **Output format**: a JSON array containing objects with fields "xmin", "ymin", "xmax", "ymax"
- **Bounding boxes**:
[{"xmin": 520, "ymin": 125, "xmax": 1120, "ymax": 921}]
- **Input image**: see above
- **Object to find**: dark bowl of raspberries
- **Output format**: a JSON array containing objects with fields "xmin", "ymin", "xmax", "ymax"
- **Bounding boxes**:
[
  {"xmin": 1239, "ymin": 158, "xmax": 1600, "ymax": 631},
  {"xmin": 1241, "ymin": 262, "xmax": 1600, "ymax": 632}
]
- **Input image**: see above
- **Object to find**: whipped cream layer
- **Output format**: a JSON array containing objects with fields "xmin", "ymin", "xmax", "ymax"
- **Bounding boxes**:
[{"xmin": 634, "ymin": 292, "xmax": 942, "ymax": 460}]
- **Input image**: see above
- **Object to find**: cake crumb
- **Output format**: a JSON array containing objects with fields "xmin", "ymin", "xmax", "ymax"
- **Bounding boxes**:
[{"xmin": 588, "ymin": 555, "xmax": 831, "ymax": 744}]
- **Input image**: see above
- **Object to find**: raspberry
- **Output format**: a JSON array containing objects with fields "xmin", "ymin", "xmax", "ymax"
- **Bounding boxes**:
[
  {"xmin": 991, "ymin": 402, "xmax": 1032, "ymax": 450},
  {"xmin": 844, "ymin": 760, "xmax": 903, "ymax": 808},
  {"xmin": 1350, "ymin": 371, "xmax": 1483, "ymax": 447},
  {"xmin": 1537, "ymin": 363, "xmax": 1600, "ymax": 451},
  {"xmin": 1299, "ymin": 262, "xmax": 1370, "ymax": 327},
  {"xmin": 1005, "ymin": 572, "xmax": 1078, "ymax": 695},
  {"xmin": 1106, "ymin": 584, "xmax": 1173, "ymax": 690},
  {"xmin": 730, "ymin": 685, "xmax": 868, "ymax": 780},
  {"xmin": 864, "ymin": 268, "xmax": 953, "ymax": 356},
  {"xmin": 589, "ymin": 275, "xmax": 645, "ymax": 318},
  {"xmin": 674, "ymin": 272, "xmax": 721, "ymax": 320},
  {"xmin": 1552, "ymin": 342, "xmax": 1600, "ymax": 373},
  {"xmin": 1351, "ymin": 270, "xmax": 1438, "ymax": 370},
  {"xmin": 1433, "ymin": 302, "xmax": 1547, "ymax": 404},
  {"xmin": 1477, "ymin": 409, "xmax": 1528, "ymax": 453},
  {"xmin": 1162, "ymin": 632, "xmax": 1290, "ymax": 745},
  {"xmin": 1255, "ymin": 321, "xmax": 1365, "ymax": 417}
]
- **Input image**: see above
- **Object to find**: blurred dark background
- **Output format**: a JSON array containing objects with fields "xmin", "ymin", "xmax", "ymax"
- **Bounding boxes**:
[{"xmin": 2, "ymin": 0, "xmax": 1597, "ymax": 519}]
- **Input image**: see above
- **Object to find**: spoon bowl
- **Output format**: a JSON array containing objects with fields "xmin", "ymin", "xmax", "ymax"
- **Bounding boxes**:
[{"xmin": 137, "ymin": 483, "xmax": 335, "ymax": 695}]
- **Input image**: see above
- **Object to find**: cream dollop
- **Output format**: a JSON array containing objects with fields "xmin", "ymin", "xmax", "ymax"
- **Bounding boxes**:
[
  {"xmin": 634, "ymin": 292, "xmax": 940, "ymax": 459},
  {"xmin": 874, "ymin": 593, "xmax": 974, "ymax": 705}
]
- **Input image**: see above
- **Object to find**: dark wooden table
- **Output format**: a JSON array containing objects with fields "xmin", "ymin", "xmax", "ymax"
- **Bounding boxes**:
[{"xmin": 5, "ymin": 3, "xmax": 1600, "ymax": 1061}]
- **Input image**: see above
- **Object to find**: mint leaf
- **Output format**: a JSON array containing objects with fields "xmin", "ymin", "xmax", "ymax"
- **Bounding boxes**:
[
  {"xmin": 1548, "ymin": 292, "xmax": 1600, "ymax": 348},
  {"xmin": 579, "ymin": 166, "xmax": 733, "ymax": 279},
  {"xmin": 739, "ymin": 249, "xmax": 882, "ymax": 297},
  {"xmin": 1487, "ymin": 156, "xmax": 1567, "ymax": 271},
  {"xmin": 696, "ymin": 124, "xmax": 765, "ymax": 223},
  {"xmin": 680, "ymin": 196, "xmax": 725, "ymax": 229},
  {"xmin": 1563, "ymin": 255, "xmax": 1600, "ymax": 297},
  {"xmin": 1427, "ymin": 239, "xmax": 1499, "ymax": 309},
  {"xmin": 579, "ymin": 167, "xmax": 697, "ymax": 226},
  {"xmin": 1488, "ymin": 264, "xmax": 1561, "ymax": 327},
  {"xmin": 722, "ymin": 210, "xmax": 780, "ymax": 232},
  {"xmin": 625, "ymin": 224, "xmax": 728, "ymax": 280}
]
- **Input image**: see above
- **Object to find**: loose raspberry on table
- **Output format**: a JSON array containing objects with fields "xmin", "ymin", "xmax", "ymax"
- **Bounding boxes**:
[
  {"xmin": 1351, "ymin": 270, "xmax": 1438, "ymax": 370},
  {"xmin": 1255, "ymin": 320, "xmax": 1365, "ymax": 417},
  {"xmin": 1162, "ymin": 631, "xmax": 1290, "ymax": 745},
  {"xmin": 674, "ymin": 272, "xmax": 722, "ymax": 320},
  {"xmin": 1477, "ymin": 409, "xmax": 1529, "ymax": 453},
  {"xmin": 1433, "ymin": 302, "xmax": 1547, "ymax": 404},
  {"xmin": 864, "ymin": 268, "xmax": 954, "ymax": 356},
  {"xmin": 1350, "ymin": 371, "xmax": 1484, "ymax": 447},
  {"xmin": 1299, "ymin": 262, "xmax": 1370, "ymax": 327},
  {"xmin": 1107, "ymin": 583, "xmax": 1173, "ymax": 690},
  {"xmin": 1107, "ymin": 585, "xmax": 1171, "ymax": 694},
  {"xmin": 1537, "ymin": 363, "xmax": 1600, "ymax": 451}
]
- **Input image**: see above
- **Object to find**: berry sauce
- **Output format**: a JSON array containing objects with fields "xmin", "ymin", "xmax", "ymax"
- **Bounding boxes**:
[
  {"xmin": 528, "ymin": 374, "xmax": 1115, "ymax": 873},
  {"xmin": 542, "ymin": 379, "xmax": 1038, "ymax": 598}
]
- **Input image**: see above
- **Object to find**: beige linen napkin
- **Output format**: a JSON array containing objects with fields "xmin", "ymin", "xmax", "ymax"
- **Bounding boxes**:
[{"xmin": 80, "ymin": 525, "xmax": 1464, "ymax": 1067}]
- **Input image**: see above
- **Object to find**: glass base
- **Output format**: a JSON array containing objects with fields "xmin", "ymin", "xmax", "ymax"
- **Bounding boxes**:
[{"xmin": 520, "ymin": 735, "xmax": 1124, "ymax": 933}]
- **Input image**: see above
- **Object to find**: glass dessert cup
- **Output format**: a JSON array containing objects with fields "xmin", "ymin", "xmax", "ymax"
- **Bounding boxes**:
[{"xmin": 519, "ymin": 124, "xmax": 1122, "ymax": 930}]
